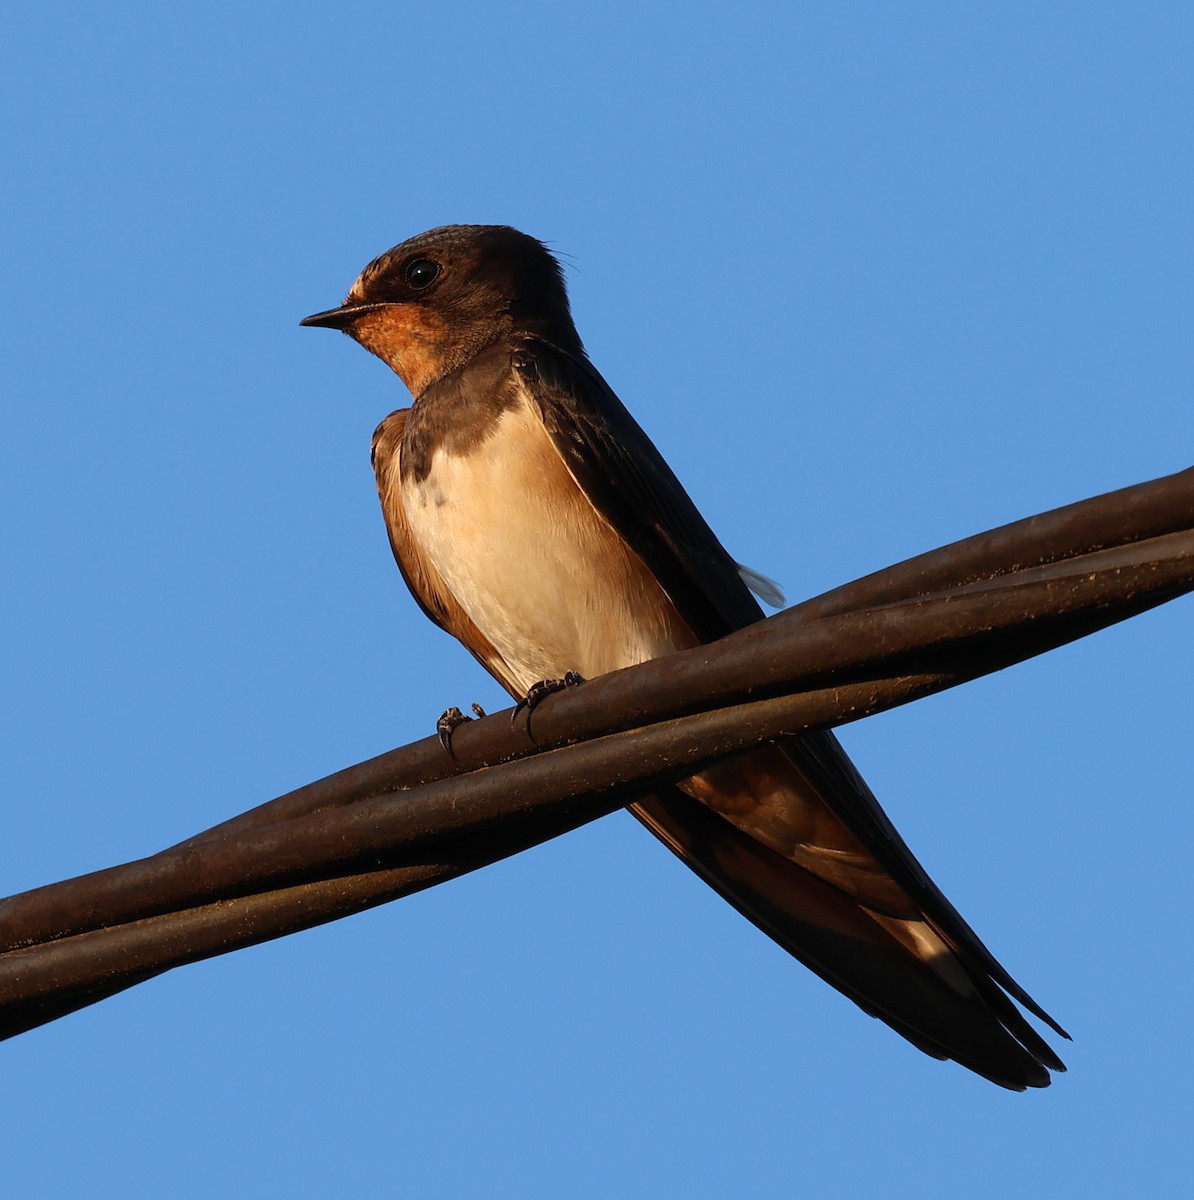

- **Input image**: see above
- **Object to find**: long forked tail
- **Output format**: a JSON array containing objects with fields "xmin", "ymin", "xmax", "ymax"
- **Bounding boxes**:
[{"xmin": 630, "ymin": 784, "xmax": 1066, "ymax": 1091}]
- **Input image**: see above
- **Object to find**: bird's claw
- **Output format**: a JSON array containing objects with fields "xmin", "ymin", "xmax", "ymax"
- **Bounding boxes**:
[
  {"xmin": 436, "ymin": 703, "xmax": 490, "ymax": 754},
  {"xmin": 437, "ymin": 706, "xmax": 470, "ymax": 754},
  {"xmin": 511, "ymin": 671, "xmax": 584, "ymax": 727}
]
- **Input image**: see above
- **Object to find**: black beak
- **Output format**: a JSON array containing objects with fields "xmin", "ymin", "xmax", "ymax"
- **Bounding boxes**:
[{"xmin": 299, "ymin": 301, "xmax": 391, "ymax": 330}]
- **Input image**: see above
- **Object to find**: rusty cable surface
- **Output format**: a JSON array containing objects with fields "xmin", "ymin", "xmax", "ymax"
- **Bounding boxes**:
[{"xmin": 0, "ymin": 465, "xmax": 1191, "ymax": 1040}]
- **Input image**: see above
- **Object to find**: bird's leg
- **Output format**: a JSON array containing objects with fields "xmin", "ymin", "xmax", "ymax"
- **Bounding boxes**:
[{"xmin": 511, "ymin": 671, "xmax": 585, "ymax": 727}]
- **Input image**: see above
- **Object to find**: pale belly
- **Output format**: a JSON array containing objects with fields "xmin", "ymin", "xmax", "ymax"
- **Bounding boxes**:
[{"xmin": 402, "ymin": 394, "xmax": 697, "ymax": 693}]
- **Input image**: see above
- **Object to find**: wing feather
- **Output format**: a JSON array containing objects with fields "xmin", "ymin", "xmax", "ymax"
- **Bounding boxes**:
[{"xmin": 509, "ymin": 338, "xmax": 1066, "ymax": 1085}]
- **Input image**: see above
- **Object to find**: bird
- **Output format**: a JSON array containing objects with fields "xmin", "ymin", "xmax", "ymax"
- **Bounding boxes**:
[{"xmin": 300, "ymin": 224, "xmax": 1067, "ymax": 1089}]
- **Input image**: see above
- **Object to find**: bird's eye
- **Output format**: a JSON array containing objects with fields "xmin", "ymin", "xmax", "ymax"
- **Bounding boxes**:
[{"xmin": 404, "ymin": 258, "xmax": 441, "ymax": 290}]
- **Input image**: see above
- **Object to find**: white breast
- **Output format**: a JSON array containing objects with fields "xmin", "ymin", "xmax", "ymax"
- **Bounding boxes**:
[{"xmin": 402, "ymin": 387, "xmax": 696, "ymax": 693}]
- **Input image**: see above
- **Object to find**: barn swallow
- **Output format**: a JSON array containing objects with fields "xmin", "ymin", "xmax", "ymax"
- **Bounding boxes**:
[{"xmin": 301, "ymin": 225, "xmax": 1067, "ymax": 1089}]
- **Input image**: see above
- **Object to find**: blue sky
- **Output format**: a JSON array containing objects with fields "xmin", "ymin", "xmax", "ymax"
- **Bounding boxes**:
[{"xmin": 2, "ymin": 4, "xmax": 1191, "ymax": 1195}]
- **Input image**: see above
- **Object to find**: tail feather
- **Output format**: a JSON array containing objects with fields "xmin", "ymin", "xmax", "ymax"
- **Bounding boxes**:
[
  {"xmin": 781, "ymin": 731, "xmax": 1070, "ymax": 1040},
  {"xmin": 631, "ymin": 789, "xmax": 1064, "ymax": 1090}
]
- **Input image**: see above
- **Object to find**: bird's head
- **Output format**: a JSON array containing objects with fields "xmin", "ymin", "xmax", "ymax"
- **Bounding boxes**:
[{"xmin": 301, "ymin": 224, "xmax": 581, "ymax": 397}]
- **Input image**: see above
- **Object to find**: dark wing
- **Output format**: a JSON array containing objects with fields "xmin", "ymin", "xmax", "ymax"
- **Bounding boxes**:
[
  {"xmin": 511, "ymin": 340, "xmax": 764, "ymax": 643},
  {"xmin": 513, "ymin": 338, "xmax": 1066, "ymax": 1088}
]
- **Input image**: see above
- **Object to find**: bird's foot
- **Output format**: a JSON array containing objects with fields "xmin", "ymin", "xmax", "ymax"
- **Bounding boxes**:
[
  {"xmin": 437, "ymin": 707, "xmax": 468, "ymax": 753},
  {"xmin": 436, "ymin": 702, "xmax": 488, "ymax": 754},
  {"xmin": 511, "ymin": 671, "xmax": 584, "ymax": 727}
]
